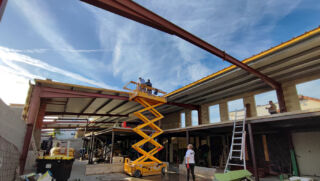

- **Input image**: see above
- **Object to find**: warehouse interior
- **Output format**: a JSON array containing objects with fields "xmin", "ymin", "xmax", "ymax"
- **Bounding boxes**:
[{"xmin": 1, "ymin": 0, "xmax": 320, "ymax": 181}]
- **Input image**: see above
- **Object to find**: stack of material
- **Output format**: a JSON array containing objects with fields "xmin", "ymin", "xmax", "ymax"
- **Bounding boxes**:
[{"xmin": 50, "ymin": 147, "xmax": 75, "ymax": 157}]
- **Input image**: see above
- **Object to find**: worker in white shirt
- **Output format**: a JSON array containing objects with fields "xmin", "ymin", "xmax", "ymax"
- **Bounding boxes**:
[
  {"xmin": 138, "ymin": 77, "xmax": 146, "ymax": 92},
  {"xmin": 185, "ymin": 144, "xmax": 195, "ymax": 181}
]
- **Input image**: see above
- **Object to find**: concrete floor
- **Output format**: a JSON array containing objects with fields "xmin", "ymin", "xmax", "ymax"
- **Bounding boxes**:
[
  {"xmin": 68, "ymin": 160, "xmax": 212, "ymax": 181},
  {"xmin": 68, "ymin": 160, "xmax": 319, "ymax": 181}
]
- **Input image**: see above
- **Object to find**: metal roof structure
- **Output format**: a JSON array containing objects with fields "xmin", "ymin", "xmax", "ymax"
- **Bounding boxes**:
[
  {"xmin": 22, "ymin": 26, "xmax": 320, "ymax": 128},
  {"xmin": 22, "ymin": 79, "xmax": 140, "ymax": 129},
  {"xmin": 22, "ymin": 79, "xmax": 197, "ymax": 129},
  {"xmin": 157, "ymin": 27, "xmax": 320, "ymax": 114}
]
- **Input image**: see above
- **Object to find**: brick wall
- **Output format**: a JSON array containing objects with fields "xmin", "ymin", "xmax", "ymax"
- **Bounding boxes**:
[{"xmin": 161, "ymin": 111, "xmax": 180, "ymax": 129}]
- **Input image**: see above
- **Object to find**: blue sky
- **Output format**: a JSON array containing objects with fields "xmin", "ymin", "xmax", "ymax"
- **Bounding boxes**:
[{"xmin": 0, "ymin": 0, "xmax": 320, "ymax": 104}]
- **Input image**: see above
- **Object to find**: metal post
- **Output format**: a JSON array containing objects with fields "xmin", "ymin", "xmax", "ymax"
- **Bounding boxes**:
[
  {"xmin": 287, "ymin": 131, "xmax": 299, "ymax": 176},
  {"xmin": 19, "ymin": 124, "xmax": 33, "ymax": 174},
  {"xmin": 186, "ymin": 130, "xmax": 189, "ymax": 145},
  {"xmin": 276, "ymin": 87, "xmax": 287, "ymax": 113},
  {"xmin": 110, "ymin": 130, "xmax": 115, "ymax": 164},
  {"xmin": 67, "ymin": 141, "xmax": 70, "ymax": 157},
  {"xmin": 167, "ymin": 137, "xmax": 171, "ymax": 162},
  {"xmin": 248, "ymin": 123, "xmax": 259, "ymax": 181},
  {"xmin": 88, "ymin": 132, "xmax": 94, "ymax": 164},
  {"xmin": 197, "ymin": 107, "xmax": 202, "ymax": 125},
  {"xmin": 19, "ymin": 86, "xmax": 41, "ymax": 175}
]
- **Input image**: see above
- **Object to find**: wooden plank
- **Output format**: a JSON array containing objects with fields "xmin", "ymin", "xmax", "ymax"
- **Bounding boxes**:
[{"xmin": 262, "ymin": 135, "xmax": 270, "ymax": 161}]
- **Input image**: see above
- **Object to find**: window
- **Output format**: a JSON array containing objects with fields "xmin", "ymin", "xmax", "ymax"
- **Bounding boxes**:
[
  {"xmin": 209, "ymin": 105, "xmax": 220, "ymax": 123},
  {"xmin": 297, "ymin": 79, "xmax": 320, "ymax": 110},
  {"xmin": 191, "ymin": 110, "xmax": 198, "ymax": 126},
  {"xmin": 228, "ymin": 98, "xmax": 244, "ymax": 120},
  {"xmin": 255, "ymin": 90, "xmax": 277, "ymax": 116},
  {"xmin": 180, "ymin": 112, "xmax": 186, "ymax": 128}
]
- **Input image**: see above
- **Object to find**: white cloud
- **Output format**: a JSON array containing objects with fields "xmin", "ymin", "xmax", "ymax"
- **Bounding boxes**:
[
  {"xmin": 4, "ymin": 48, "xmax": 112, "ymax": 54},
  {"xmin": 83, "ymin": 0, "xmax": 302, "ymax": 92},
  {"xmin": 0, "ymin": 46, "xmax": 117, "ymax": 104},
  {"xmin": 0, "ymin": 65, "xmax": 31, "ymax": 104},
  {"xmin": 11, "ymin": 0, "xmax": 102, "ymax": 77}
]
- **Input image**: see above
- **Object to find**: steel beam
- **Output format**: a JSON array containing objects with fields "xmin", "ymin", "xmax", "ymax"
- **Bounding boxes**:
[
  {"xmin": 82, "ymin": 0, "xmax": 287, "ymax": 112},
  {"xmin": 42, "ymin": 125, "xmax": 106, "ymax": 129},
  {"xmin": 20, "ymin": 86, "xmax": 41, "ymax": 175},
  {"xmin": 43, "ymin": 121, "xmax": 90, "ymax": 124},
  {"xmin": 166, "ymin": 102, "xmax": 199, "ymax": 110},
  {"xmin": 40, "ymin": 86, "xmax": 197, "ymax": 110},
  {"xmin": 45, "ymin": 111, "xmax": 128, "ymax": 117},
  {"xmin": 36, "ymin": 100, "xmax": 47, "ymax": 129},
  {"xmin": 40, "ymin": 87, "xmax": 129, "ymax": 100}
]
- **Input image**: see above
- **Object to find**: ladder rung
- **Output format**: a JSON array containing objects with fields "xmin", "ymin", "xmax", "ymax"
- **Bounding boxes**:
[
  {"xmin": 232, "ymin": 156, "xmax": 241, "ymax": 159},
  {"xmin": 234, "ymin": 137, "xmax": 242, "ymax": 139},
  {"xmin": 228, "ymin": 163, "xmax": 245, "ymax": 166},
  {"xmin": 235, "ymin": 126, "xmax": 243, "ymax": 128},
  {"xmin": 232, "ymin": 150, "xmax": 241, "ymax": 152},
  {"xmin": 233, "ymin": 143, "xmax": 242, "ymax": 145},
  {"xmin": 234, "ymin": 132, "xmax": 242, "ymax": 134}
]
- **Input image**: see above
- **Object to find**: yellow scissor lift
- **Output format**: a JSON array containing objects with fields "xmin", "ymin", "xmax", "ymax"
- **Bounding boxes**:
[{"xmin": 123, "ymin": 81, "xmax": 167, "ymax": 177}]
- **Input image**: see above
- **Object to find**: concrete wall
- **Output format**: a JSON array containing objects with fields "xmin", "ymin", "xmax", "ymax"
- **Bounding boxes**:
[
  {"xmin": 0, "ymin": 99, "xmax": 26, "ymax": 152},
  {"xmin": 161, "ymin": 111, "xmax": 180, "ymax": 129},
  {"xmin": 292, "ymin": 131, "xmax": 320, "ymax": 176},
  {"xmin": 0, "ymin": 135, "xmax": 20, "ymax": 181},
  {"xmin": 300, "ymin": 99, "xmax": 320, "ymax": 110},
  {"xmin": 0, "ymin": 99, "xmax": 27, "ymax": 179},
  {"xmin": 185, "ymin": 110, "xmax": 192, "ymax": 127},
  {"xmin": 219, "ymin": 102, "xmax": 229, "ymax": 122},
  {"xmin": 200, "ymin": 104, "xmax": 209, "ymax": 124},
  {"xmin": 282, "ymin": 83, "xmax": 301, "ymax": 112}
]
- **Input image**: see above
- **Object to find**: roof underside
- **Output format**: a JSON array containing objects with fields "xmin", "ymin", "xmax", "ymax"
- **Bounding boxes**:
[
  {"xmin": 33, "ymin": 80, "xmax": 143, "ymax": 128},
  {"xmin": 158, "ymin": 30, "xmax": 320, "ymax": 114}
]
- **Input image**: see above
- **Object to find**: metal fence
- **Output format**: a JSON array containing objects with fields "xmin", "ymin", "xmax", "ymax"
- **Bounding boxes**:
[{"xmin": 0, "ymin": 136, "xmax": 20, "ymax": 181}]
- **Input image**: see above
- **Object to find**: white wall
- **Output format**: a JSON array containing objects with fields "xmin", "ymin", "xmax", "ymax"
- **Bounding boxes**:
[
  {"xmin": 0, "ymin": 99, "xmax": 26, "ymax": 152},
  {"xmin": 292, "ymin": 131, "xmax": 320, "ymax": 176}
]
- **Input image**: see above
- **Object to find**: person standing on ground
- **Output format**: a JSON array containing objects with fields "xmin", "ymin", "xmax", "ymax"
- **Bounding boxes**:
[
  {"xmin": 266, "ymin": 100, "xmax": 277, "ymax": 114},
  {"xmin": 146, "ymin": 79, "xmax": 152, "ymax": 94},
  {"xmin": 185, "ymin": 144, "xmax": 195, "ymax": 181}
]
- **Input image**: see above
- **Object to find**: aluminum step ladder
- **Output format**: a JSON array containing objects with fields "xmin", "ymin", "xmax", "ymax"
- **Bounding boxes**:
[{"xmin": 224, "ymin": 108, "xmax": 247, "ymax": 173}]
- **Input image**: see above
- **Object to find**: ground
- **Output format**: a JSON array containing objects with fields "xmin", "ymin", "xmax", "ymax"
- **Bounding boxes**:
[
  {"xmin": 69, "ymin": 160, "xmax": 319, "ymax": 181},
  {"xmin": 69, "ymin": 160, "xmax": 213, "ymax": 181}
]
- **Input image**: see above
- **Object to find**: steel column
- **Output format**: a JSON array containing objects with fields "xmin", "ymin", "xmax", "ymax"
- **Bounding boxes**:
[
  {"xmin": 36, "ymin": 100, "xmax": 47, "ymax": 129},
  {"xmin": 110, "ymin": 130, "xmax": 115, "ymax": 163},
  {"xmin": 186, "ymin": 130, "xmax": 189, "ymax": 145},
  {"xmin": 248, "ymin": 123, "xmax": 259, "ymax": 181},
  {"xmin": 40, "ymin": 87, "xmax": 128, "ymax": 100},
  {"xmin": 19, "ymin": 86, "xmax": 41, "ymax": 175},
  {"xmin": 276, "ymin": 87, "xmax": 287, "ymax": 113},
  {"xmin": 197, "ymin": 107, "xmax": 202, "ymax": 125}
]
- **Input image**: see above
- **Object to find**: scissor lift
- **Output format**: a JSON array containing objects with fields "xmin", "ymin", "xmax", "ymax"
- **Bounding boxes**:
[{"xmin": 123, "ymin": 81, "xmax": 167, "ymax": 177}]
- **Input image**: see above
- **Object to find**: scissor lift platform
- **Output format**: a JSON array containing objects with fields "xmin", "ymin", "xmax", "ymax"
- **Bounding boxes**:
[{"xmin": 123, "ymin": 81, "xmax": 167, "ymax": 177}]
